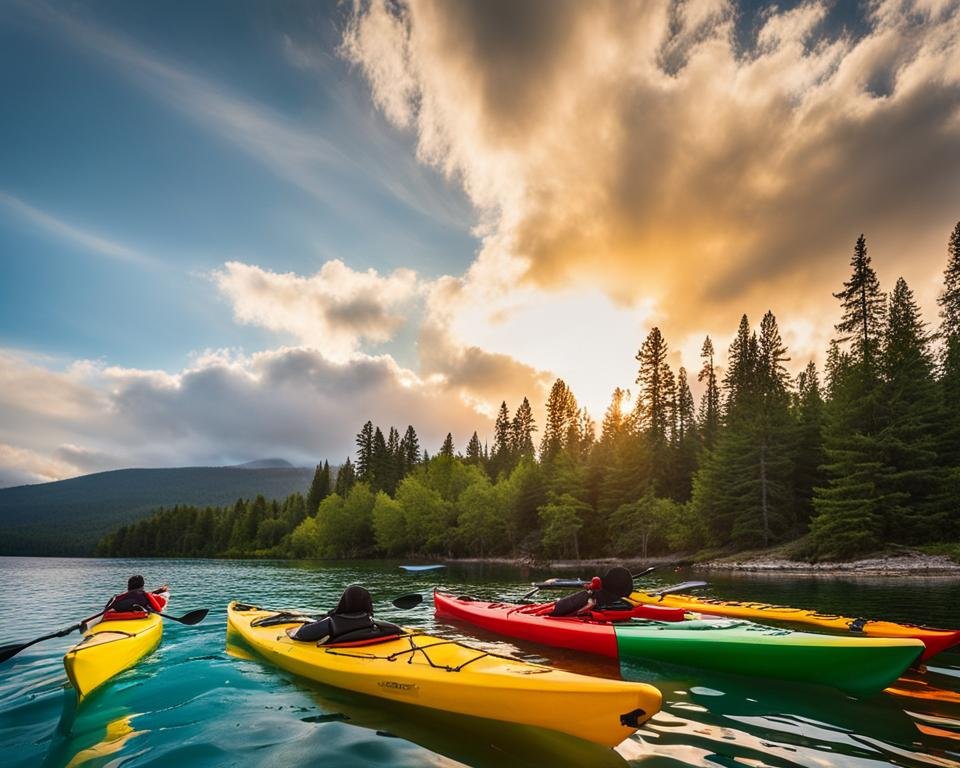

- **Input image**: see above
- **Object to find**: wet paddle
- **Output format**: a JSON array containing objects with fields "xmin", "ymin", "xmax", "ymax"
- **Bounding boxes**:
[
  {"xmin": 0, "ymin": 603, "xmax": 112, "ymax": 664},
  {"xmin": 0, "ymin": 607, "xmax": 210, "ymax": 664},
  {"xmin": 645, "ymin": 580, "xmax": 708, "ymax": 599},
  {"xmin": 524, "ymin": 566, "xmax": 660, "ymax": 595},
  {"xmin": 152, "ymin": 608, "xmax": 209, "ymax": 625},
  {"xmin": 521, "ymin": 567, "xmax": 685, "ymax": 600}
]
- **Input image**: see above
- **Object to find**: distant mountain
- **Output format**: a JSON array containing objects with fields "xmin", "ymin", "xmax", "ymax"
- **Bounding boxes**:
[
  {"xmin": 0, "ymin": 465, "xmax": 315, "ymax": 556},
  {"xmin": 232, "ymin": 458, "xmax": 296, "ymax": 469}
]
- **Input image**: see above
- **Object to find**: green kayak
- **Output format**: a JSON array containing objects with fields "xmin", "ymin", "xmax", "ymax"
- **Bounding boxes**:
[
  {"xmin": 435, "ymin": 592, "xmax": 925, "ymax": 696},
  {"xmin": 615, "ymin": 619, "xmax": 923, "ymax": 695}
]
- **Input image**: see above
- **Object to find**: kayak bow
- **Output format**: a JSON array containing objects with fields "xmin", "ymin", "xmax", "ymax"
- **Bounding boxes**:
[{"xmin": 63, "ymin": 612, "xmax": 163, "ymax": 703}]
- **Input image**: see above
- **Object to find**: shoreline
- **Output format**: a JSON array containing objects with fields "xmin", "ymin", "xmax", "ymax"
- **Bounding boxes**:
[
  {"xmin": 696, "ymin": 553, "xmax": 960, "ymax": 577},
  {"xmin": 446, "ymin": 552, "xmax": 960, "ymax": 578}
]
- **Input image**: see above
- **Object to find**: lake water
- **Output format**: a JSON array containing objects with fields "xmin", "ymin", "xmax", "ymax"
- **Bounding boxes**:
[{"xmin": 0, "ymin": 557, "xmax": 958, "ymax": 767}]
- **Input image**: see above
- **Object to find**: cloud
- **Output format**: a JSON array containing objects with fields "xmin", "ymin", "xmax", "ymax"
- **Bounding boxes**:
[
  {"xmin": 342, "ymin": 0, "xmax": 960, "ymax": 349},
  {"xmin": 0, "ymin": 190, "xmax": 154, "ymax": 267},
  {"xmin": 0, "ymin": 443, "xmax": 81, "ymax": 487},
  {"xmin": 212, "ymin": 260, "xmax": 420, "ymax": 360},
  {"xmin": 0, "ymin": 345, "xmax": 502, "ymax": 487}
]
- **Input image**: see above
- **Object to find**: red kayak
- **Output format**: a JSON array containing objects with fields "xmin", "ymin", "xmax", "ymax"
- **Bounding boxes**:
[{"xmin": 434, "ymin": 590, "xmax": 687, "ymax": 658}]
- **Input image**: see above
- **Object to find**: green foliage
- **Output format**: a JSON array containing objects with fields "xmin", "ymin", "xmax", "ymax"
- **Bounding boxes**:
[
  {"xmin": 456, "ymin": 477, "xmax": 510, "ymax": 557},
  {"xmin": 609, "ymin": 494, "xmax": 684, "ymax": 559},
  {"xmin": 372, "ymin": 491, "xmax": 407, "ymax": 555},
  {"xmin": 538, "ymin": 493, "xmax": 587, "ymax": 559}
]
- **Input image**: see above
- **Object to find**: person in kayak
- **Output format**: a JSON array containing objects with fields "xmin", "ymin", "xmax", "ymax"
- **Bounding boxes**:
[
  {"xmin": 551, "ymin": 567, "xmax": 634, "ymax": 616},
  {"xmin": 287, "ymin": 585, "xmax": 401, "ymax": 644},
  {"xmin": 106, "ymin": 575, "xmax": 170, "ymax": 614}
]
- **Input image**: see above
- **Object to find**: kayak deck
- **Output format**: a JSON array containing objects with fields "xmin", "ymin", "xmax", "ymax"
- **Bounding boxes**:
[
  {"xmin": 63, "ymin": 613, "xmax": 163, "ymax": 702},
  {"xmin": 227, "ymin": 600, "xmax": 660, "ymax": 747},
  {"xmin": 631, "ymin": 590, "xmax": 960, "ymax": 660}
]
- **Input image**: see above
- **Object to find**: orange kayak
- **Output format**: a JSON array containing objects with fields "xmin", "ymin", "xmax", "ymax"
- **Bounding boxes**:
[{"xmin": 631, "ymin": 590, "xmax": 960, "ymax": 661}]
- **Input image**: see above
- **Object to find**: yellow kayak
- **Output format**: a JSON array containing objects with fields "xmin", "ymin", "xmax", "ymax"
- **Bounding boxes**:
[
  {"xmin": 63, "ymin": 613, "xmax": 163, "ymax": 702},
  {"xmin": 631, "ymin": 589, "xmax": 960, "ymax": 661},
  {"xmin": 227, "ymin": 601, "xmax": 661, "ymax": 747}
]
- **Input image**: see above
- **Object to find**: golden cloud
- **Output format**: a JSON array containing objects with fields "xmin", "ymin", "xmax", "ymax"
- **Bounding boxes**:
[{"xmin": 343, "ymin": 0, "xmax": 960, "ymax": 346}]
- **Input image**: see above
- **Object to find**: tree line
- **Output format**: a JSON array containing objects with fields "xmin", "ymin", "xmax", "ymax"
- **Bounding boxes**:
[{"xmin": 99, "ymin": 223, "xmax": 960, "ymax": 561}]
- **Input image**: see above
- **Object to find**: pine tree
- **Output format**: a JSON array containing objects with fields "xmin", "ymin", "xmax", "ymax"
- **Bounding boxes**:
[
  {"xmin": 792, "ymin": 362, "xmax": 825, "ymax": 531},
  {"xmin": 465, "ymin": 431, "xmax": 483, "ymax": 466},
  {"xmin": 692, "ymin": 313, "xmax": 794, "ymax": 548},
  {"xmin": 938, "ymin": 222, "xmax": 960, "ymax": 479},
  {"xmin": 490, "ymin": 401, "xmax": 514, "ymax": 477},
  {"xmin": 355, "ymin": 421, "xmax": 374, "ymax": 481},
  {"xmin": 834, "ymin": 234, "xmax": 886, "ymax": 372},
  {"xmin": 440, "ymin": 433, "xmax": 455, "ymax": 457},
  {"xmin": 400, "ymin": 425, "xmax": 421, "ymax": 473},
  {"xmin": 601, "ymin": 388, "xmax": 631, "ymax": 444},
  {"xmin": 385, "ymin": 426, "xmax": 401, "ymax": 494},
  {"xmin": 811, "ymin": 239, "xmax": 891, "ymax": 558},
  {"xmin": 306, "ymin": 462, "xmax": 331, "ymax": 514},
  {"xmin": 723, "ymin": 315, "xmax": 756, "ymax": 411},
  {"xmin": 511, "ymin": 397, "xmax": 537, "ymax": 458},
  {"xmin": 698, "ymin": 337, "xmax": 720, "ymax": 448},
  {"xmin": 635, "ymin": 328, "xmax": 672, "ymax": 444},
  {"xmin": 540, "ymin": 379, "xmax": 578, "ymax": 462},
  {"xmin": 334, "ymin": 457, "xmax": 356, "ymax": 496},
  {"xmin": 371, "ymin": 426, "xmax": 389, "ymax": 492},
  {"xmin": 671, "ymin": 367, "xmax": 699, "ymax": 501},
  {"xmin": 877, "ymin": 277, "xmax": 944, "ymax": 542}
]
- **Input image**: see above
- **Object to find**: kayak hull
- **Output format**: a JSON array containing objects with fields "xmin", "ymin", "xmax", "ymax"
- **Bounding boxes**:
[
  {"xmin": 63, "ymin": 613, "xmax": 163, "ymax": 702},
  {"xmin": 631, "ymin": 590, "xmax": 960, "ymax": 661},
  {"xmin": 227, "ymin": 600, "xmax": 660, "ymax": 747},
  {"xmin": 615, "ymin": 621, "xmax": 923, "ymax": 695},
  {"xmin": 434, "ymin": 591, "xmax": 923, "ymax": 696}
]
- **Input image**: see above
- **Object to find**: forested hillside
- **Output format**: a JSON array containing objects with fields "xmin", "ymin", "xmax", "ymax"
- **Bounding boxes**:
[
  {"xmin": 99, "ymin": 225, "xmax": 960, "ymax": 561},
  {"xmin": 0, "ymin": 465, "xmax": 313, "ymax": 555}
]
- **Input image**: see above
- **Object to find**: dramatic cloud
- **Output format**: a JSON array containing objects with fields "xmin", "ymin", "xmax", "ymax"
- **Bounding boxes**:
[
  {"xmin": 0, "ymin": 346, "xmax": 499, "ymax": 487},
  {"xmin": 211, "ymin": 257, "xmax": 554, "ymax": 411},
  {"xmin": 342, "ymin": 0, "xmax": 960, "ymax": 345},
  {"xmin": 213, "ymin": 260, "xmax": 420, "ymax": 359}
]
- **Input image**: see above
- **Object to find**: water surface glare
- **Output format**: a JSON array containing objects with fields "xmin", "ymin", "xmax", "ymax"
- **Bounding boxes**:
[{"xmin": 0, "ymin": 557, "xmax": 958, "ymax": 767}]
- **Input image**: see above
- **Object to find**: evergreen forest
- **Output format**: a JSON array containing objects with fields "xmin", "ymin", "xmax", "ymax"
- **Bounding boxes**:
[{"xmin": 98, "ymin": 225, "xmax": 960, "ymax": 562}]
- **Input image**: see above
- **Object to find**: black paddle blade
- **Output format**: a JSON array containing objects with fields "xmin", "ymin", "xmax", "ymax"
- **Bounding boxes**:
[
  {"xmin": 174, "ymin": 609, "xmax": 209, "ymax": 625},
  {"xmin": 649, "ymin": 580, "xmax": 708, "ymax": 597},
  {"xmin": 391, "ymin": 594, "xmax": 423, "ymax": 610},
  {"xmin": 534, "ymin": 579, "xmax": 586, "ymax": 590},
  {"xmin": 0, "ymin": 643, "xmax": 28, "ymax": 664}
]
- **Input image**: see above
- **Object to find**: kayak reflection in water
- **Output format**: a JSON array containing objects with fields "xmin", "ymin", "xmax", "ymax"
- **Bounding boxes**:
[
  {"xmin": 550, "ymin": 567, "xmax": 634, "ymax": 616},
  {"xmin": 286, "ymin": 585, "xmax": 402, "ymax": 645}
]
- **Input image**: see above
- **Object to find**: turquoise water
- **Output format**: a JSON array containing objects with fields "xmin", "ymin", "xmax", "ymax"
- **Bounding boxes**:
[{"xmin": 0, "ymin": 557, "xmax": 958, "ymax": 767}]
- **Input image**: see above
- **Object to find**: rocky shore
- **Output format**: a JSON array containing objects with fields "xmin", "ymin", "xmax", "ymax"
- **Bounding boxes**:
[
  {"xmin": 448, "ymin": 551, "xmax": 960, "ymax": 577},
  {"xmin": 698, "ymin": 552, "xmax": 960, "ymax": 576}
]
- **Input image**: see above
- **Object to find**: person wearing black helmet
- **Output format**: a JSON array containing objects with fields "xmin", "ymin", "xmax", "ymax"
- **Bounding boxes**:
[
  {"xmin": 103, "ymin": 575, "xmax": 169, "ymax": 616},
  {"xmin": 550, "ymin": 566, "xmax": 635, "ymax": 616},
  {"xmin": 287, "ymin": 585, "xmax": 401, "ymax": 644}
]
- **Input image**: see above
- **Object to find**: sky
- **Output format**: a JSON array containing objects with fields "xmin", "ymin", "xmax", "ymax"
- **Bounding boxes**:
[{"xmin": 1, "ymin": 0, "xmax": 959, "ymax": 487}]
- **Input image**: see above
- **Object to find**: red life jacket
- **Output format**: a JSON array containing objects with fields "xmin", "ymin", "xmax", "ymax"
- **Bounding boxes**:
[{"xmin": 108, "ymin": 589, "xmax": 167, "ymax": 614}]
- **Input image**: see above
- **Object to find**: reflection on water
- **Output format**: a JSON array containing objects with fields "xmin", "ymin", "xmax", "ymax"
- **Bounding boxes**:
[{"xmin": 0, "ymin": 556, "xmax": 958, "ymax": 767}]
